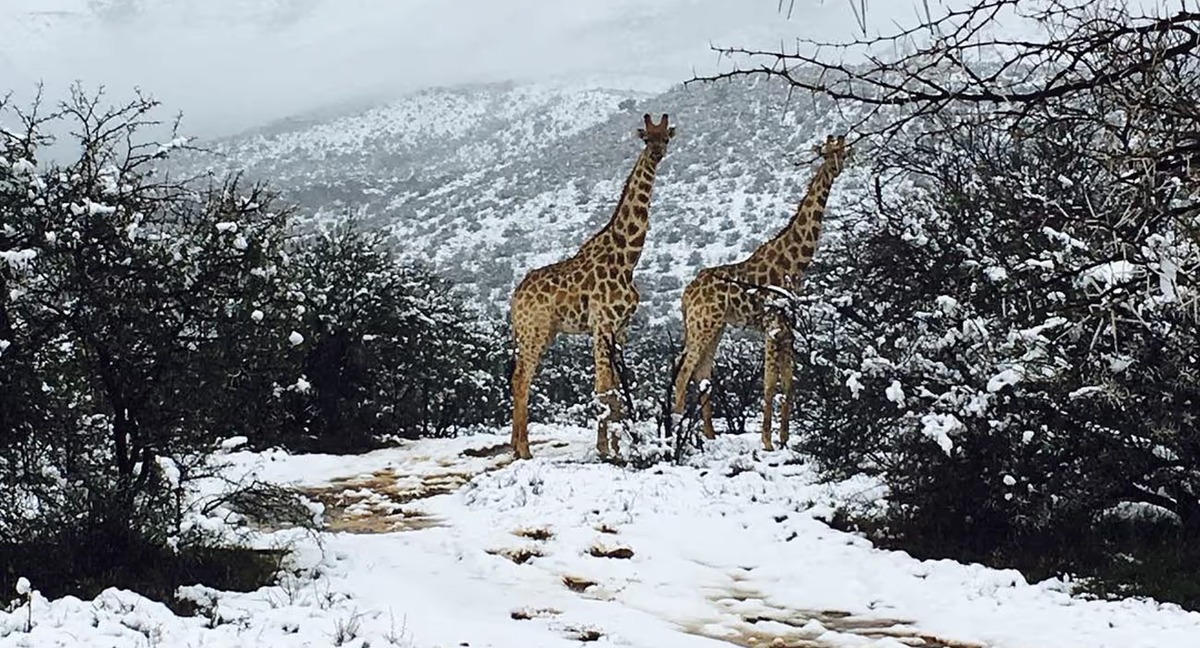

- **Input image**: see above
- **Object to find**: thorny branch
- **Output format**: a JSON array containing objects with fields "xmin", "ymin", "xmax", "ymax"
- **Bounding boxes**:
[{"xmin": 692, "ymin": 1, "xmax": 1200, "ymax": 151}]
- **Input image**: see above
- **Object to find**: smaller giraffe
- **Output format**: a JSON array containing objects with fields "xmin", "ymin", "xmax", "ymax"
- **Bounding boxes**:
[
  {"xmin": 671, "ymin": 134, "xmax": 851, "ymax": 451},
  {"xmin": 509, "ymin": 114, "xmax": 676, "ymax": 461}
]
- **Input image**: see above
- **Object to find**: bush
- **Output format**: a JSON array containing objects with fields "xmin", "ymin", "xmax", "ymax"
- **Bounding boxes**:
[
  {"xmin": 0, "ymin": 87, "xmax": 513, "ymax": 599},
  {"xmin": 0, "ymin": 87, "xmax": 303, "ymax": 598},
  {"xmin": 792, "ymin": 116, "xmax": 1200, "ymax": 604},
  {"xmin": 274, "ymin": 221, "xmax": 509, "ymax": 452}
]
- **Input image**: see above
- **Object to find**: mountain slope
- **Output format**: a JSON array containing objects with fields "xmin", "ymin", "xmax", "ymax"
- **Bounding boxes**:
[{"xmin": 183, "ymin": 77, "xmax": 875, "ymax": 322}]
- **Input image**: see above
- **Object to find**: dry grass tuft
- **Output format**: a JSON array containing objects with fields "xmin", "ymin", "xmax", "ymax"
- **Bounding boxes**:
[
  {"xmin": 510, "ymin": 607, "xmax": 561, "ymax": 621},
  {"xmin": 561, "ymin": 575, "xmax": 597, "ymax": 592},
  {"xmin": 487, "ymin": 546, "xmax": 544, "ymax": 565},
  {"xmin": 562, "ymin": 625, "xmax": 604, "ymax": 642},
  {"xmin": 587, "ymin": 543, "xmax": 634, "ymax": 559},
  {"xmin": 513, "ymin": 527, "xmax": 555, "ymax": 541}
]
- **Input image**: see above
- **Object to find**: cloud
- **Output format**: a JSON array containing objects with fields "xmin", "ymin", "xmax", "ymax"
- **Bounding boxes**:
[{"xmin": 0, "ymin": 0, "xmax": 987, "ymax": 139}]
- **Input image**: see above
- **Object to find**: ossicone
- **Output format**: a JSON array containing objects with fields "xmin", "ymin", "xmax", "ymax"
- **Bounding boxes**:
[{"xmin": 643, "ymin": 113, "xmax": 669, "ymax": 127}]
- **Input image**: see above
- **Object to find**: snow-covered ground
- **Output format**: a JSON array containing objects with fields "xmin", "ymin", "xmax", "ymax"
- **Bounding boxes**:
[{"xmin": 4, "ymin": 425, "xmax": 1200, "ymax": 648}]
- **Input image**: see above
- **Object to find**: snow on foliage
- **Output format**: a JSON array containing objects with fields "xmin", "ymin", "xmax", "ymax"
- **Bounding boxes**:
[
  {"xmin": 0, "ymin": 248, "xmax": 36, "ymax": 269},
  {"xmin": 920, "ymin": 413, "xmax": 961, "ymax": 455},
  {"xmin": 986, "ymin": 366, "xmax": 1023, "ymax": 393}
]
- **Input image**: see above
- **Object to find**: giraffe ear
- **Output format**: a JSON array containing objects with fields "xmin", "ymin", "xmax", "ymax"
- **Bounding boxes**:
[
  {"xmin": 636, "ymin": 127, "xmax": 646, "ymax": 140},
  {"xmin": 667, "ymin": 126, "xmax": 676, "ymax": 138}
]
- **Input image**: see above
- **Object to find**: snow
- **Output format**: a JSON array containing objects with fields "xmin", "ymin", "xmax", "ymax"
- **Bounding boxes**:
[
  {"xmin": 9, "ymin": 158, "xmax": 35, "ymax": 176},
  {"xmin": 68, "ymin": 198, "xmax": 117, "ymax": 216},
  {"xmin": 13, "ymin": 579, "xmax": 29, "ymax": 597},
  {"xmin": 920, "ymin": 413, "xmax": 962, "ymax": 455},
  {"xmin": 0, "ymin": 249, "xmax": 37, "ymax": 270},
  {"xmin": 885, "ymin": 379, "xmax": 906, "ymax": 407},
  {"xmin": 4, "ymin": 425, "xmax": 1200, "ymax": 648},
  {"xmin": 845, "ymin": 371, "xmax": 864, "ymax": 398},
  {"xmin": 987, "ymin": 367, "xmax": 1024, "ymax": 393},
  {"xmin": 1069, "ymin": 385, "xmax": 1105, "ymax": 400},
  {"xmin": 1079, "ymin": 261, "xmax": 1140, "ymax": 290},
  {"xmin": 984, "ymin": 266, "xmax": 1008, "ymax": 282},
  {"xmin": 287, "ymin": 330, "xmax": 304, "ymax": 345},
  {"xmin": 217, "ymin": 436, "xmax": 248, "ymax": 452}
]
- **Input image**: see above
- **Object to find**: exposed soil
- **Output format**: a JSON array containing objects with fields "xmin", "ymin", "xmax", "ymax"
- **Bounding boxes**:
[{"xmin": 682, "ymin": 587, "xmax": 986, "ymax": 648}]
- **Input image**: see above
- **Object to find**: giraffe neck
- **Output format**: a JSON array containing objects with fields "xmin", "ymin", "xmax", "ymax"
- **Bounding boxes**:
[
  {"xmin": 743, "ymin": 160, "xmax": 839, "ymax": 281},
  {"xmin": 579, "ymin": 146, "xmax": 660, "ymax": 273}
]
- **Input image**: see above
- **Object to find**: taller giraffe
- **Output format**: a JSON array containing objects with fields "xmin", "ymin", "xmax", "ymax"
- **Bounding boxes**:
[
  {"xmin": 671, "ymin": 134, "xmax": 850, "ymax": 451},
  {"xmin": 509, "ymin": 113, "xmax": 676, "ymax": 461}
]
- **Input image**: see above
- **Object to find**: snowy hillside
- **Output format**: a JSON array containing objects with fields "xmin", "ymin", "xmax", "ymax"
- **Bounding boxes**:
[
  {"xmin": 5, "ymin": 426, "xmax": 1199, "ymax": 648},
  {"xmin": 181, "ymin": 77, "xmax": 874, "ymax": 321}
]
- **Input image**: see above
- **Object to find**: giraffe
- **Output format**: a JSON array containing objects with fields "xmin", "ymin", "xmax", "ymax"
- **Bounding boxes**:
[
  {"xmin": 670, "ymin": 134, "xmax": 850, "ymax": 451},
  {"xmin": 509, "ymin": 113, "xmax": 676, "ymax": 461}
]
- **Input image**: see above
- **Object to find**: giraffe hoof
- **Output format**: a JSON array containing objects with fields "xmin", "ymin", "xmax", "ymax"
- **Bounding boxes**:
[{"xmin": 762, "ymin": 443, "xmax": 775, "ymax": 452}]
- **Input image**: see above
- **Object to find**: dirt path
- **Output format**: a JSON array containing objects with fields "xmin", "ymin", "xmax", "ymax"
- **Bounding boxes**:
[
  {"xmin": 295, "ymin": 439, "xmax": 558, "ymax": 534},
  {"xmin": 286, "ymin": 435, "xmax": 987, "ymax": 648}
]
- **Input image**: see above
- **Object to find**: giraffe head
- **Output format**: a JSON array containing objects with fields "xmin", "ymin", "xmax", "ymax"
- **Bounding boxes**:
[
  {"xmin": 636, "ymin": 113, "xmax": 675, "ymax": 163},
  {"xmin": 811, "ymin": 134, "xmax": 852, "ymax": 175}
]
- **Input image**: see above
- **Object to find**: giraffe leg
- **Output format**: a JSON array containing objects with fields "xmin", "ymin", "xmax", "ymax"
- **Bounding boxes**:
[
  {"xmin": 691, "ymin": 350, "xmax": 715, "ymax": 441},
  {"xmin": 693, "ymin": 339, "xmax": 720, "ymax": 439},
  {"xmin": 609, "ymin": 327, "xmax": 630, "ymax": 459},
  {"xmin": 511, "ymin": 324, "xmax": 553, "ymax": 460},
  {"xmin": 592, "ymin": 329, "xmax": 621, "ymax": 459},
  {"xmin": 761, "ymin": 333, "xmax": 780, "ymax": 452},
  {"xmin": 776, "ymin": 327, "xmax": 795, "ymax": 449},
  {"xmin": 671, "ymin": 318, "xmax": 723, "ymax": 431}
]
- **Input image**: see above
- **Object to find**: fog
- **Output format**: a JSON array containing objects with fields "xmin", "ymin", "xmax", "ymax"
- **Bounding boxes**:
[{"xmin": 1, "ymin": 0, "xmax": 998, "ymax": 139}]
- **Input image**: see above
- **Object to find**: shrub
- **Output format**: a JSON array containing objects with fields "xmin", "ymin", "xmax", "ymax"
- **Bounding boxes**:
[
  {"xmin": 276, "ymin": 221, "xmax": 509, "ymax": 452},
  {"xmin": 792, "ymin": 116, "xmax": 1200, "ymax": 603},
  {"xmin": 0, "ymin": 87, "xmax": 301, "ymax": 597}
]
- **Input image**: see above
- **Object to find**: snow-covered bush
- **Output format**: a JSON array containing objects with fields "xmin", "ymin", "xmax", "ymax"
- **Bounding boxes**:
[
  {"xmin": 277, "ymin": 220, "xmax": 509, "ymax": 451},
  {"xmin": 0, "ymin": 87, "xmax": 307, "ymax": 596},
  {"xmin": 794, "ymin": 117, "xmax": 1200, "ymax": 556},
  {"xmin": 0, "ymin": 86, "xmax": 515, "ymax": 596}
]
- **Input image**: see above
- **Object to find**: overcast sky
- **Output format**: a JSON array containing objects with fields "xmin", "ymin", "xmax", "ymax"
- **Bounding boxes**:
[{"xmin": 0, "ymin": 0, "xmax": 1007, "ymax": 139}]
